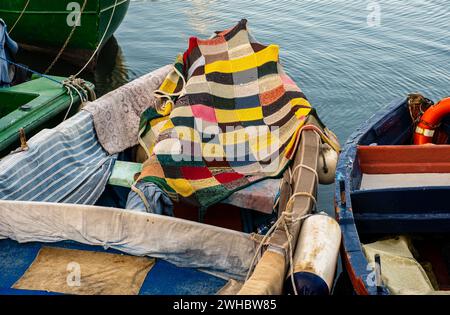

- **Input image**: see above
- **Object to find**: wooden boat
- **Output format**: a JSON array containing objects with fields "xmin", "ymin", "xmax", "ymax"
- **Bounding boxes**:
[
  {"xmin": 0, "ymin": 66, "xmax": 341, "ymax": 295},
  {"xmin": 335, "ymin": 96, "xmax": 450, "ymax": 295},
  {"xmin": 0, "ymin": 74, "xmax": 93, "ymax": 155},
  {"xmin": 0, "ymin": 0, "xmax": 130, "ymax": 69}
]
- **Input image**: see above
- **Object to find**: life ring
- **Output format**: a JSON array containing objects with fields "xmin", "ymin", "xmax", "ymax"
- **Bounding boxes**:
[{"xmin": 413, "ymin": 97, "xmax": 450, "ymax": 145}]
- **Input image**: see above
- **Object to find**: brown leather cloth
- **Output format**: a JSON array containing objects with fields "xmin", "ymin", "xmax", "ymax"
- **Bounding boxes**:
[{"xmin": 13, "ymin": 247, "xmax": 155, "ymax": 295}]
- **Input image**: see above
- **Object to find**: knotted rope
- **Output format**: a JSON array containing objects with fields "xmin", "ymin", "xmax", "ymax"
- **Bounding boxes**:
[{"xmin": 62, "ymin": 76, "xmax": 96, "ymax": 121}]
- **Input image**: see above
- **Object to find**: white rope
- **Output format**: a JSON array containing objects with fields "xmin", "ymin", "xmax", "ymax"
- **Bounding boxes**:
[
  {"xmin": 285, "ymin": 191, "xmax": 317, "ymax": 214},
  {"xmin": 62, "ymin": 77, "xmax": 96, "ymax": 121},
  {"xmin": 272, "ymin": 164, "xmax": 318, "ymax": 211},
  {"xmin": 246, "ymin": 190, "xmax": 317, "ymax": 295},
  {"xmin": 289, "ymin": 163, "xmax": 319, "ymax": 193},
  {"xmin": 74, "ymin": 0, "xmax": 119, "ymax": 77},
  {"xmin": 245, "ymin": 211, "xmax": 313, "ymax": 295},
  {"xmin": 45, "ymin": 0, "xmax": 88, "ymax": 74},
  {"xmin": 131, "ymin": 184, "xmax": 151, "ymax": 212},
  {"xmin": 297, "ymin": 124, "xmax": 340, "ymax": 154}
]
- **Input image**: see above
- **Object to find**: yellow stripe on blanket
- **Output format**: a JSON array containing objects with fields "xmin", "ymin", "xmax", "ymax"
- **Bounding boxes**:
[
  {"xmin": 291, "ymin": 97, "xmax": 312, "ymax": 108},
  {"xmin": 175, "ymin": 126, "xmax": 201, "ymax": 143},
  {"xmin": 159, "ymin": 77, "xmax": 178, "ymax": 93},
  {"xmin": 249, "ymin": 132, "xmax": 278, "ymax": 153},
  {"xmin": 295, "ymin": 107, "xmax": 312, "ymax": 119},
  {"xmin": 219, "ymin": 128, "xmax": 249, "ymax": 145},
  {"xmin": 236, "ymin": 107, "xmax": 263, "ymax": 122},
  {"xmin": 215, "ymin": 107, "xmax": 263, "ymax": 124},
  {"xmin": 205, "ymin": 45, "xmax": 279, "ymax": 74},
  {"xmin": 166, "ymin": 178, "xmax": 194, "ymax": 197}
]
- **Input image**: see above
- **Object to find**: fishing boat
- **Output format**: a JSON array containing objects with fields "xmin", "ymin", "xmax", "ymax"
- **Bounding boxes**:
[
  {"xmin": 0, "ymin": 0, "xmax": 130, "ymax": 70},
  {"xmin": 335, "ymin": 95, "xmax": 450, "ymax": 295},
  {"xmin": 0, "ymin": 18, "xmax": 94, "ymax": 155},
  {"xmin": 0, "ymin": 20, "xmax": 343, "ymax": 295},
  {"xmin": 0, "ymin": 74, "xmax": 94, "ymax": 155},
  {"xmin": 0, "ymin": 64, "xmax": 341, "ymax": 295}
]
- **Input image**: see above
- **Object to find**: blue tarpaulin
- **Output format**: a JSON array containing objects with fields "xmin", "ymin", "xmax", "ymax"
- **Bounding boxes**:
[{"xmin": 0, "ymin": 19, "xmax": 19, "ymax": 87}]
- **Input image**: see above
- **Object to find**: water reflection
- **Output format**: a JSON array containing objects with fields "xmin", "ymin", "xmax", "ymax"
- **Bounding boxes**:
[
  {"xmin": 16, "ymin": 35, "xmax": 129, "ymax": 97},
  {"xmin": 92, "ymin": 36, "xmax": 129, "ymax": 96},
  {"xmin": 184, "ymin": 0, "xmax": 218, "ymax": 36}
]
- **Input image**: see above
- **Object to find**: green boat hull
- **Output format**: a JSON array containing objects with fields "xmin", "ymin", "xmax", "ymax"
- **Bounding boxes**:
[
  {"xmin": 0, "ymin": 76, "xmax": 93, "ymax": 154},
  {"xmin": 0, "ymin": 0, "xmax": 130, "ymax": 67}
]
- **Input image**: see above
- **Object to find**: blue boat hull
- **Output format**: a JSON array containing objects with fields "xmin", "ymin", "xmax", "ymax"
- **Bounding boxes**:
[{"xmin": 335, "ymin": 97, "xmax": 450, "ymax": 295}]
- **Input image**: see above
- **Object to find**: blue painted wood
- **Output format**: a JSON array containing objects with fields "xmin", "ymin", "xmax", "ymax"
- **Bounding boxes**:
[
  {"xmin": 335, "ymin": 97, "xmax": 414, "ymax": 295},
  {"xmin": 0, "ymin": 239, "xmax": 226, "ymax": 295}
]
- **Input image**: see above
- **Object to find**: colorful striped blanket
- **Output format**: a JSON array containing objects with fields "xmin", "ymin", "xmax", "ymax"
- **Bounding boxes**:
[{"xmin": 137, "ymin": 19, "xmax": 337, "ymax": 211}]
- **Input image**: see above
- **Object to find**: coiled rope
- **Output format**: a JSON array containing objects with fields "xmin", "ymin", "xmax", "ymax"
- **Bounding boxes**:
[
  {"xmin": 246, "ymin": 126, "xmax": 335, "ymax": 295},
  {"xmin": 246, "ymin": 174, "xmax": 319, "ymax": 294},
  {"xmin": 62, "ymin": 75, "xmax": 97, "ymax": 121}
]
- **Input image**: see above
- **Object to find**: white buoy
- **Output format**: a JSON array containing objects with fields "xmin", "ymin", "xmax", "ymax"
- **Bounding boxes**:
[
  {"xmin": 285, "ymin": 214, "xmax": 341, "ymax": 295},
  {"xmin": 318, "ymin": 143, "xmax": 338, "ymax": 185}
]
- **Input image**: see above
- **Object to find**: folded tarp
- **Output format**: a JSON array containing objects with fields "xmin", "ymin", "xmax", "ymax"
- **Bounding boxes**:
[
  {"xmin": 0, "ymin": 200, "xmax": 258, "ymax": 280},
  {"xmin": 0, "ymin": 111, "xmax": 115, "ymax": 204}
]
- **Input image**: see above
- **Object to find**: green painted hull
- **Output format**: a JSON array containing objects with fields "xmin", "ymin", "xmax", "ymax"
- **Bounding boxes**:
[
  {"xmin": 0, "ymin": 76, "xmax": 92, "ymax": 154},
  {"xmin": 0, "ymin": 0, "xmax": 130, "ymax": 61}
]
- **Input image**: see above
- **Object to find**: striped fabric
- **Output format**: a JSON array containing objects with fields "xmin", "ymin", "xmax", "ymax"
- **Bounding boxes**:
[
  {"xmin": 137, "ymin": 19, "xmax": 334, "ymax": 209},
  {"xmin": 0, "ymin": 111, "xmax": 115, "ymax": 204}
]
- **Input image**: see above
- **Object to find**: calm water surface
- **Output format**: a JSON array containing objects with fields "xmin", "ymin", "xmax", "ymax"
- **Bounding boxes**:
[{"xmin": 24, "ymin": 0, "xmax": 450, "ymax": 212}]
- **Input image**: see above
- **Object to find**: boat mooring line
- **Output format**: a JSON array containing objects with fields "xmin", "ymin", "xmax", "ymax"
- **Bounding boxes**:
[
  {"xmin": 8, "ymin": 0, "xmax": 30, "ymax": 34},
  {"xmin": 0, "ymin": 55, "xmax": 96, "ymax": 122},
  {"xmin": 44, "ymin": 0, "xmax": 89, "ymax": 74},
  {"xmin": 0, "ymin": 55, "xmax": 63, "ymax": 85},
  {"xmin": 100, "ymin": 0, "xmax": 129, "ymax": 13},
  {"xmin": 74, "ymin": 0, "xmax": 120, "ymax": 77}
]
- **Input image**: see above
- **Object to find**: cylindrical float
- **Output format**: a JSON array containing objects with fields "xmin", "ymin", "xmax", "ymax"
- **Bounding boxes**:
[{"xmin": 285, "ymin": 214, "xmax": 341, "ymax": 295}]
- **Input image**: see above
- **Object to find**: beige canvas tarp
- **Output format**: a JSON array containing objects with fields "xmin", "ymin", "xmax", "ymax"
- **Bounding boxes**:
[{"xmin": 0, "ymin": 200, "xmax": 257, "ymax": 280}]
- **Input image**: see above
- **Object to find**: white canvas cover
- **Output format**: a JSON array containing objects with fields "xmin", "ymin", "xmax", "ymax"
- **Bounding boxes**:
[{"xmin": 0, "ymin": 200, "xmax": 258, "ymax": 280}]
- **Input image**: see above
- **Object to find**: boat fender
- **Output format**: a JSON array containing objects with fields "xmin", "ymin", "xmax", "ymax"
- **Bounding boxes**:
[
  {"xmin": 285, "ymin": 214, "xmax": 341, "ymax": 295},
  {"xmin": 413, "ymin": 97, "xmax": 450, "ymax": 145},
  {"xmin": 318, "ymin": 143, "xmax": 338, "ymax": 185}
]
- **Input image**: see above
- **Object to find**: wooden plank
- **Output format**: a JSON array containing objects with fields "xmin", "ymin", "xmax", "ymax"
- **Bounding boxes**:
[{"xmin": 358, "ymin": 145, "xmax": 450, "ymax": 174}]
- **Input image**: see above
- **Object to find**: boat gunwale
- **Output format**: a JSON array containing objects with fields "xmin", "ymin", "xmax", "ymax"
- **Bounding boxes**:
[
  {"xmin": 0, "ymin": 0, "xmax": 130, "ymax": 14},
  {"xmin": 335, "ymin": 97, "xmax": 407, "ymax": 295},
  {"xmin": 0, "ymin": 77, "xmax": 94, "ymax": 152}
]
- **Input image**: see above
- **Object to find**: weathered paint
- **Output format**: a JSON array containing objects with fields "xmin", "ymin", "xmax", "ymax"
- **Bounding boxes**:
[
  {"xmin": 334, "ymin": 98, "xmax": 407, "ymax": 295},
  {"xmin": 358, "ymin": 144, "xmax": 450, "ymax": 174},
  {"xmin": 0, "ymin": 0, "xmax": 130, "ymax": 66},
  {"xmin": 292, "ymin": 214, "xmax": 341, "ymax": 291},
  {"xmin": 0, "ymin": 75, "xmax": 93, "ymax": 154}
]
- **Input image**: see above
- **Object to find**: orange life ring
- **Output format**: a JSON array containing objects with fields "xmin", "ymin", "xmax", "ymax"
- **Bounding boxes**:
[{"xmin": 413, "ymin": 97, "xmax": 450, "ymax": 145}]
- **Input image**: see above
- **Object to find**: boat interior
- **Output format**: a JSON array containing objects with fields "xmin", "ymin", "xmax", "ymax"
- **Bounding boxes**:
[
  {"xmin": 348, "ymin": 99, "xmax": 450, "ymax": 292},
  {"xmin": 95, "ymin": 145, "xmax": 280, "ymax": 233},
  {"xmin": 0, "ymin": 144, "xmax": 279, "ymax": 294},
  {"xmin": 0, "ymin": 104, "xmax": 322, "ymax": 295},
  {"xmin": 0, "ymin": 238, "xmax": 227, "ymax": 295},
  {"xmin": 0, "ymin": 88, "xmax": 38, "ymax": 118}
]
